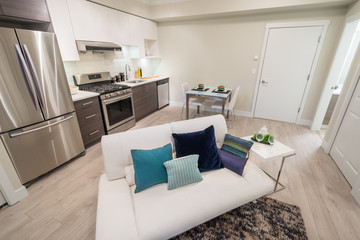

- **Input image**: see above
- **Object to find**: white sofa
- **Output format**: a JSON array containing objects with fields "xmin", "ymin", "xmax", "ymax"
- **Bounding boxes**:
[{"xmin": 96, "ymin": 115, "xmax": 274, "ymax": 240}]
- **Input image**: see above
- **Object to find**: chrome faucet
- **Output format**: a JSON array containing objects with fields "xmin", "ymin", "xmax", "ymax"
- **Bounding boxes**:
[{"xmin": 125, "ymin": 64, "xmax": 131, "ymax": 81}]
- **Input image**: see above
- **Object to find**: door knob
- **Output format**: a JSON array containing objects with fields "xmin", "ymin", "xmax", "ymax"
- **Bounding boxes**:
[{"xmin": 261, "ymin": 80, "xmax": 268, "ymax": 84}]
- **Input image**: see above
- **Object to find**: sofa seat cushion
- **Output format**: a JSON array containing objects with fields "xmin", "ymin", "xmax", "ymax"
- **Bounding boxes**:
[
  {"xmin": 131, "ymin": 160, "xmax": 274, "ymax": 240},
  {"xmin": 102, "ymin": 123, "xmax": 173, "ymax": 181}
]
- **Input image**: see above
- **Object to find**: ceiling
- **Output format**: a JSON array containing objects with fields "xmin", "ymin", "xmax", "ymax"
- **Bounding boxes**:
[
  {"xmin": 135, "ymin": 0, "xmax": 193, "ymax": 6},
  {"xmin": 89, "ymin": 0, "xmax": 356, "ymax": 22}
]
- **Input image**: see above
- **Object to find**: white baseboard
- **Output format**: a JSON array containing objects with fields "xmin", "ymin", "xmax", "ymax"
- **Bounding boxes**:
[
  {"xmin": 321, "ymin": 124, "xmax": 328, "ymax": 129},
  {"xmin": 170, "ymin": 103, "xmax": 315, "ymax": 127},
  {"xmin": 169, "ymin": 101, "xmax": 252, "ymax": 117},
  {"xmin": 234, "ymin": 110, "xmax": 252, "ymax": 117},
  {"xmin": 297, "ymin": 119, "xmax": 313, "ymax": 127},
  {"xmin": 169, "ymin": 101, "xmax": 183, "ymax": 108}
]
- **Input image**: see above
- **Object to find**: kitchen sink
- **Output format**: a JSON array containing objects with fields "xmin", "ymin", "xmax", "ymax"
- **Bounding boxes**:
[{"xmin": 127, "ymin": 80, "xmax": 147, "ymax": 83}]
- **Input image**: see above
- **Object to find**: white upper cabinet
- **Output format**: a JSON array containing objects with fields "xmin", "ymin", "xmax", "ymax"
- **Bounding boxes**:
[
  {"xmin": 60, "ymin": 0, "xmax": 159, "ymax": 59},
  {"xmin": 127, "ymin": 15, "xmax": 145, "ymax": 58},
  {"xmin": 127, "ymin": 14, "xmax": 159, "ymax": 58},
  {"xmin": 143, "ymin": 19, "xmax": 158, "ymax": 40},
  {"xmin": 67, "ymin": 0, "xmax": 129, "ymax": 45},
  {"xmin": 128, "ymin": 15, "xmax": 158, "ymax": 41},
  {"xmin": 143, "ymin": 19, "xmax": 159, "ymax": 57},
  {"xmin": 46, "ymin": 0, "xmax": 79, "ymax": 61}
]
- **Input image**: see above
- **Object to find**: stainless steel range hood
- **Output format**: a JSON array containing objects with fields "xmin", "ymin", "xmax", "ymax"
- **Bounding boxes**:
[{"xmin": 76, "ymin": 40, "xmax": 122, "ymax": 52}]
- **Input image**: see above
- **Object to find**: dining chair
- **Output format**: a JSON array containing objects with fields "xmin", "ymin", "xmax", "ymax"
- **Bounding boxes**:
[
  {"xmin": 210, "ymin": 86, "xmax": 240, "ymax": 128},
  {"xmin": 181, "ymin": 82, "xmax": 205, "ymax": 119}
]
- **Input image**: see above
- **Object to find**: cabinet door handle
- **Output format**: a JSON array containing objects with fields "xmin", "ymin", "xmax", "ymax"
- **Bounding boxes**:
[
  {"xmin": 85, "ymin": 114, "xmax": 96, "ymax": 119},
  {"xmin": 82, "ymin": 101, "xmax": 93, "ymax": 106},
  {"xmin": 89, "ymin": 130, "xmax": 100, "ymax": 136}
]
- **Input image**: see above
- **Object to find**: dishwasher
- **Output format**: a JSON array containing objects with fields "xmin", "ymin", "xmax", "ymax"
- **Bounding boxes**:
[{"xmin": 157, "ymin": 78, "xmax": 169, "ymax": 109}]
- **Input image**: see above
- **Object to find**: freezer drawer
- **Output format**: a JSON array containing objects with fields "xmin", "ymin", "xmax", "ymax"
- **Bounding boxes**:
[{"xmin": 1, "ymin": 113, "xmax": 85, "ymax": 184}]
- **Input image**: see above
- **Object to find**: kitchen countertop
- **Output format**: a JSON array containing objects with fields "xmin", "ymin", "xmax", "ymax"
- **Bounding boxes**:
[
  {"xmin": 115, "ymin": 76, "xmax": 169, "ymax": 87},
  {"xmin": 71, "ymin": 76, "xmax": 169, "ymax": 102},
  {"xmin": 71, "ymin": 90, "xmax": 99, "ymax": 102}
]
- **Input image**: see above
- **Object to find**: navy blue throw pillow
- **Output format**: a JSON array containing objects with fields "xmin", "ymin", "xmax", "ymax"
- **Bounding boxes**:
[{"xmin": 172, "ymin": 125, "xmax": 223, "ymax": 172}]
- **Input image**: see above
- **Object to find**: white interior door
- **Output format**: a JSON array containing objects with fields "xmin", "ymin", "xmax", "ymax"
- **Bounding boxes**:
[
  {"xmin": 254, "ymin": 26, "xmax": 323, "ymax": 123},
  {"xmin": 330, "ymin": 78, "xmax": 360, "ymax": 187},
  {"xmin": 311, "ymin": 20, "xmax": 360, "ymax": 130}
]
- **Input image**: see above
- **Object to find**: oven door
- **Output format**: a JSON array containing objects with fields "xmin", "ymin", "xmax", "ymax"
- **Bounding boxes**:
[{"xmin": 101, "ymin": 93, "xmax": 135, "ymax": 132}]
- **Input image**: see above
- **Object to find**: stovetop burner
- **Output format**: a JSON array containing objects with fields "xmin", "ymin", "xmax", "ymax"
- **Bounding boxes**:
[{"xmin": 79, "ymin": 82, "xmax": 130, "ymax": 94}]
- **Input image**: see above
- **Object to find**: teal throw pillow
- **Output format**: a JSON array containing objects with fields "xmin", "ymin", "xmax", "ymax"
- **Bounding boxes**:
[
  {"xmin": 221, "ymin": 134, "xmax": 254, "ymax": 158},
  {"xmin": 131, "ymin": 143, "xmax": 173, "ymax": 193},
  {"xmin": 163, "ymin": 154, "xmax": 203, "ymax": 190}
]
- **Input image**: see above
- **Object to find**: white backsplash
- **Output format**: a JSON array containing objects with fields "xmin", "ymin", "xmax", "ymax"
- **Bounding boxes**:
[{"xmin": 64, "ymin": 51, "xmax": 161, "ymax": 85}]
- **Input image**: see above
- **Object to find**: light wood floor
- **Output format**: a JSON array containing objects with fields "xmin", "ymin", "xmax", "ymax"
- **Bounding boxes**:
[{"xmin": 1, "ymin": 106, "xmax": 360, "ymax": 240}]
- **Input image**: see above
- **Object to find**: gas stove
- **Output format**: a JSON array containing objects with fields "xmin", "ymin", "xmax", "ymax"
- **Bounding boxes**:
[
  {"xmin": 73, "ymin": 72, "xmax": 136, "ymax": 134},
  {"xmin": 74, "ymin": 72, "xmax": 131, "ymax": 100},
  {"xmin": 79, "ymin": 82, "xmax": 129, "ymax": 94},
  {"xmin": 78, "ymin": 82, "xmax": 131, "ymax": 100}
]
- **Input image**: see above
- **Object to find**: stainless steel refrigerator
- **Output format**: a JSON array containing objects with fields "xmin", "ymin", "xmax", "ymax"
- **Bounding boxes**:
[{"xmin": 0, "ymin": 27, "xmax": 85, "ymax": 184}]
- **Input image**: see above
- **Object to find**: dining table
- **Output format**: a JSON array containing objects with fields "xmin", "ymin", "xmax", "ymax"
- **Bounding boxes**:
[{"xmin": 185, "ymin": 86, "xmax": 232, "ymax": 119}]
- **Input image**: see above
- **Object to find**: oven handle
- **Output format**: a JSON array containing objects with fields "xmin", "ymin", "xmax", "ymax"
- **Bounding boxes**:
[{"xmin": 101, "ymin": 93, "xmax": 132, "ymax": 104}]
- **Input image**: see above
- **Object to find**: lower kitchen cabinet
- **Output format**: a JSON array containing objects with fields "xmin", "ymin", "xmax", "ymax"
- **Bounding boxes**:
[
  {"xmin": 74, "ymin": 97, "xmax": 105, "ymax": 147},
  {"xmin": 132, "ymin": 82, "xmax": 158, "ymax": 121}
]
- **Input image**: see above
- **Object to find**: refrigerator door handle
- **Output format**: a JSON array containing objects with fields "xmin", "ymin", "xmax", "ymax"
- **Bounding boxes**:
[
  {"xmin": 14, "ymin": 44, "xmax": 39, "ymax": 111},
  {"xmin": 9, "ymin": 115, "xmax": 74, "ymax": 138},
  {"xmin": 22, "ymin": 44, "xmax": 45, "ymax": 109}
]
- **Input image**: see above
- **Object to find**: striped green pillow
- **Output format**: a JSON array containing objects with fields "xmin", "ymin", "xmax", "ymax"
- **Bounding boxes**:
[
  {"xmin": 221, "ymin": 134, "xmax": 254, "ymax": 158},
  {"xmin": 163, "ymin": 154, "xmax": 203, "ymax": 190}
]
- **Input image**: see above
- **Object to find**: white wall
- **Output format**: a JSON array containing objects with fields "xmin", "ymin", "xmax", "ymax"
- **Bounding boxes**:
[{"xmin": 156, "ymin": 7, "xmax": 346, "ymax": 119}]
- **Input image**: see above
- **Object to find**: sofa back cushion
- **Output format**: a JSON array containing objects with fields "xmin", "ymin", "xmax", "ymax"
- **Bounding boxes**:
[
  {"xmin": 102, "ymin": 123, "xmax": 173, "ymax": 180},
  {"xmin": 171, "ymin": 115, "xmax": 227, "ymax": 149},
  {"xmin": 102, "ymin": 115, "xmax": 227, "ymax": 181}
]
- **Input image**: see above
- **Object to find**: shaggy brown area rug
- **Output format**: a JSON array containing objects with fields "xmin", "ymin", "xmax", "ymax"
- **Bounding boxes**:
[{"xmin": 171, "ymin": 197, "xmax": 308, "ymax": 240}]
